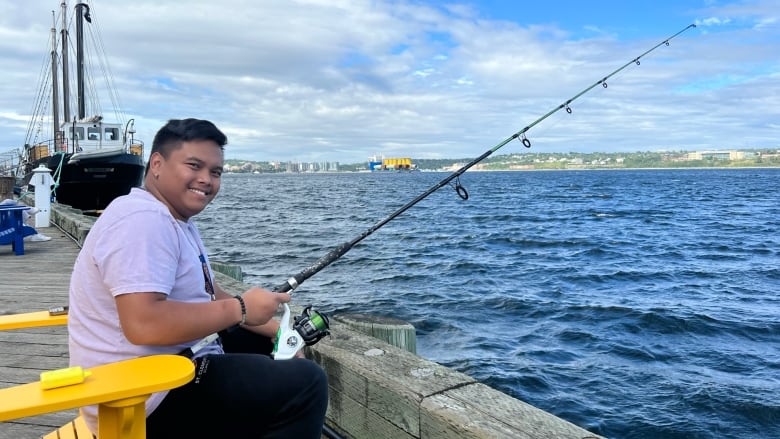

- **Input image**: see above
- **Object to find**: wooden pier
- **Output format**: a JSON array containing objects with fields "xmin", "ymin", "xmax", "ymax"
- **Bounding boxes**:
[
  {"xmin": 0, "ymin": 204, "xmax": 604, "ymax": 439},
  {"xmin": 0, "ymin": 225, "xmax": 78, "ymax": 438}
]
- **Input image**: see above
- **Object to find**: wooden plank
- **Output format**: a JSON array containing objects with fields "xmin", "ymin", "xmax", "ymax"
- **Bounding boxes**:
[
  {"xmin": 0, "ymin": 421, "xmax": 57, "ymax": 439},
  {"xmin": 422, "ymin": 383, "xmax": 600, "ymax": 439},
  {"xmin": 0, "ymin": 224, "xmax": 79, "ymax": 438}
]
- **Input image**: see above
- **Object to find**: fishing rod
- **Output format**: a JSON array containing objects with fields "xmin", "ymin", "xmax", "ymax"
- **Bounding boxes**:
[{"xmin": 271, "ymin": 24, "xmax": 697, "ymax": 360}]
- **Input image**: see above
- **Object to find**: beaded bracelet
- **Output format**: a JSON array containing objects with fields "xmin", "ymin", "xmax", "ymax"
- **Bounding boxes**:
[{"xmin": 234, "ymin": 294, "xmax": 247, "ymax": 325}]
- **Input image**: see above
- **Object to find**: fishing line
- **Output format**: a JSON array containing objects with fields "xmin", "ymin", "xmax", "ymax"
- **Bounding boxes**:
[{"xmin": 273, "ymin": 24, "xmax": 697, "ymax": 294}]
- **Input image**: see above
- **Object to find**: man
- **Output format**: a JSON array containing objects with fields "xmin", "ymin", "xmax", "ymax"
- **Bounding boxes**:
[{"xmin": 68, "ymin": 118, "xmax": 328, "ymax": 437}]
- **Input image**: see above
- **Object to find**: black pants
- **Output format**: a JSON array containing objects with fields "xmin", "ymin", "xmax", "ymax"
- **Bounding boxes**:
[{"xmin": 146, "ymin": 328, "xmax": 328, "ymax": 438}]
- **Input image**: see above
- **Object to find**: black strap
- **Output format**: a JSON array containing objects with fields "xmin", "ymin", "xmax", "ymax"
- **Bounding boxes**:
[{"xmin": 199, "ymin": 254, "xmax": 216, "ymax": 301}]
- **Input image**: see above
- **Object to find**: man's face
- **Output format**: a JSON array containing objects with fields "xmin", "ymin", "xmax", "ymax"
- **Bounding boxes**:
[{"xmin": 150, "ymin": 139, "xmax": 224, "ymax": 221}]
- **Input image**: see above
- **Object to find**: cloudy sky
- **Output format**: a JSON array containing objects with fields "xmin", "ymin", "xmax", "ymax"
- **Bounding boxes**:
[{"xmin": 1, "ymin": 0, "xmax": 778, "ymax": 164}]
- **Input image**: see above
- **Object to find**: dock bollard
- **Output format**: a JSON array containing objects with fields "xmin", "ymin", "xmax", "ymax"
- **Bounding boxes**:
[
  {"xmin": 332, "ymin": 314, "xmax": 417, "ymax": 354},
  {"xmin": 32, "ymin": 165, "xmax": 53, "ymax": 228}
]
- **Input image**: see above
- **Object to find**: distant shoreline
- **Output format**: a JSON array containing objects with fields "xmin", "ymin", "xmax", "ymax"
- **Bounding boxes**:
[
  {"xmin": 224, "ymin": 165, "xmax": 780, "ymax": 175},
  {"xmin": 224, "ymin": 149, "xmax": 780, "ymax": 173},
  {"xmin": 456, "ymin": 165, "xmax": 780, "ymax": 172}
]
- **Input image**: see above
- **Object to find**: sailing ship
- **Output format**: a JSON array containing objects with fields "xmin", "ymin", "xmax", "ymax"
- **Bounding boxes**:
[{"xmin": 18, "ymin": 1, "xmax": 144, "ymax": 213}]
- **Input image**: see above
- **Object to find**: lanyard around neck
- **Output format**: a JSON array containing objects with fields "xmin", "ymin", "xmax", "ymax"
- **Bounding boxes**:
[
  {"xmin": 199, "ymin": 254, "xmax": 216, "ymax": 301},
  {"xmin": 177, "ymin": 220, "xmax": 216, "ymax": 301}
]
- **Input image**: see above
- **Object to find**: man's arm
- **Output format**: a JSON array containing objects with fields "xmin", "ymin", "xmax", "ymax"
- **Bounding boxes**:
[
  {"xmin": 116, "ymin": 292, "xmax": 241, "ymax": 345},
  {"xmin": 116, "ymin": 286, "xmax": 289, "ymax": 346}
]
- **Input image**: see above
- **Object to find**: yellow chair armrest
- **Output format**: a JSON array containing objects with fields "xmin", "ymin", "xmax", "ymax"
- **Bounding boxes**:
[
  {"xmin": 0, "ymin": 354, "xmax": 194, "ymax": 422},
  {"xmin": 0, "ymin": 311, "xmax": 194, "ymax": 439},
  {"xmin": 0, "ymin": 310, "xmax": 68, "ymax": 330}
]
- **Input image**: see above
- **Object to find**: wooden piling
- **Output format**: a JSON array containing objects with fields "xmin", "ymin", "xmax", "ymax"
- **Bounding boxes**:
[{"xmin": 333, "ymin": 314, "xmax": 417, "ymax": 354}]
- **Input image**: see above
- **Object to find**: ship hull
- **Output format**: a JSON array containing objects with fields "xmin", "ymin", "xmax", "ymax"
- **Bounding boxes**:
[{"xmin": 27, "ymin": 152, "xmax": 144, "ymax": 212}]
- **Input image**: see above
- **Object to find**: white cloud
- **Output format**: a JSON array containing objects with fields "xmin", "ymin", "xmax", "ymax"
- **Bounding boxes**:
[
  {"xmin": 754, "ymin": 16, "xmax": 777, "ymax": 30},
  {"xmin": 1, "ymin": 0, "xmax": 778, "ymax": 164},
  {"xmin": 695, "ymin": 17, "xmax": 733, "ymax": 26}
]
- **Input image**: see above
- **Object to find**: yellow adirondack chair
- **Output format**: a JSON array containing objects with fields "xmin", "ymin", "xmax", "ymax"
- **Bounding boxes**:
[{"xmin": 0, "ymin": 311, "xmax": 195, "ymax": 439}]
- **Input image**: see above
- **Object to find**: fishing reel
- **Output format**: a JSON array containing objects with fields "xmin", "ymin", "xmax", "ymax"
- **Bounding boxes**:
[{"xmin": 272, "ymin": 304, "xmax": 330, "ymax": 360}]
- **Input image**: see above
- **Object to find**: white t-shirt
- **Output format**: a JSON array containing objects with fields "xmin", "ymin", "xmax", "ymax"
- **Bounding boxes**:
[{"xmin": 68, "ymin": 187, "xmax": 222, "ymax": 433}]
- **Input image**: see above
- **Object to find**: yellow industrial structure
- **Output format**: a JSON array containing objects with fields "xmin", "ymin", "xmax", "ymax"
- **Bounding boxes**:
[{"xmin": 368, "ymin": 156, "xmax": 416, "ymax": 171}]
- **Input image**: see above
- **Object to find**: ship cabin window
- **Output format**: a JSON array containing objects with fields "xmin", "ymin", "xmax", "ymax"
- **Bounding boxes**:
[
  {"xmin": 69, "ymin": 127, "xmax": 85, "ymax": 141},
  {"xmin": 104, "ymin": 127, "xmax": 119, "ymax": 141},
  {"xmin": 87, "ymin": 127, "xmax": 100, "ymax": 141}
]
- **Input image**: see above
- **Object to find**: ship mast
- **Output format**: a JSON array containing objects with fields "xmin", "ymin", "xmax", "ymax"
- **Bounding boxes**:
[
  {"xmin": 50, "ymin": 11, "xmax": 60, "ymax": 143},
  {"xmin": 61, "ymin": 1, "xmax": 70, "ymax": 126},
  {"xmin": 74, "ymin": 2, "xmax": 89, "ymax": 120}
]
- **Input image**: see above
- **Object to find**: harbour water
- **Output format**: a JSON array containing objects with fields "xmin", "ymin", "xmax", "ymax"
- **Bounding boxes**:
[{"xmin": 195, "ymin": 168, "xmax": 779, "ymax": 439}]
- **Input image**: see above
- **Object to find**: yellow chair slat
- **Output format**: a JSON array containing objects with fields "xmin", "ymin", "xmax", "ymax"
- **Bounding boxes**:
[
  {"xmin": 42, "ymin": 415, "xmax": 94, "ymax": 439},
  {"xmin": 73, "ymin": 414, "xmax": 94, "ymax": 438},
  {"xmin": 0, "ymin": 310, "xmax": 68, "ymax": 330}
]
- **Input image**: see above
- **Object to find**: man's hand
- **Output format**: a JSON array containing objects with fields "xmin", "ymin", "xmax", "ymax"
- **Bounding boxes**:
[{"xmin": 241, "ymin": 287, "xmax": 290, "ymax": 326}]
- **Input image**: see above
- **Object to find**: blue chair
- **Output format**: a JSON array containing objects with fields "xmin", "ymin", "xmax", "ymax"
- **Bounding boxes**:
[{"xmin": 0, "ymin": 205, "xmax": 38, "ymax": 255}]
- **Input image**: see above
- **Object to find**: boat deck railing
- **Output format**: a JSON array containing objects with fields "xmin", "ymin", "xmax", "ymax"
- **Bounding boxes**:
[{"xmin": 0, "ymin": 150, "xmax": 22, "ymax": 178}]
